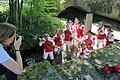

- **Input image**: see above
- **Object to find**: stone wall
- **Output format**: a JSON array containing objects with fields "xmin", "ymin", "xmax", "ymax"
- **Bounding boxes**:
[{"xmin": 64, "ymin": 0, "xmax": 120, "ymax": 21}]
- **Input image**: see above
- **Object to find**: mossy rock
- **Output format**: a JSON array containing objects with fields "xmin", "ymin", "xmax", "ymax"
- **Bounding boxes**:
[
  {"xmin": 1, "ymin": 42, "xmax": 120, "ymax": 80},
  {"xmin": 18, "ymin": 60, "xmax": 62, "ymax": 80},
  {"xmin": 53, "ymin": 42, "xmax": 120, "ymax": 80}
]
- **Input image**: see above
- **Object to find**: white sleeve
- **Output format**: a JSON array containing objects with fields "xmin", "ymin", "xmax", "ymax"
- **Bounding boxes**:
[
  {"xmin": 0, "ymin": 47, "xmax": 11, "ymax": 63},
  {"xmin": 52, "ymin": 40, "xmax": 55, "ymax": 46},
  {"xmin": 39, "ymin": 41, "xmax": 43, "ymax": 46}
]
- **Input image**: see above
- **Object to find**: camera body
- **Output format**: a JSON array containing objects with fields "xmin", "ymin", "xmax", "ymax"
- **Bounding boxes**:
[
  {"xmin": 16, "ymin": 35, "xmax": 19, "ymax": 40},
  {"xmin": 16, "ymin": 34, "xmax": 24, "ymax": 40},
  {"xmin": 10, "ymin": 34, "xmax": 23, "ymax": 46}
]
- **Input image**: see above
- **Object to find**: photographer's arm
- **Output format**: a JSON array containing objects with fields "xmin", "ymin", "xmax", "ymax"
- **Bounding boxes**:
[
  {"xmin": 2, "ymin": 54, "xmax": 23, "ymax": 75},
  {"xmin": 2, "ymin": 36, "xmax": 23, "ymax": 75}
]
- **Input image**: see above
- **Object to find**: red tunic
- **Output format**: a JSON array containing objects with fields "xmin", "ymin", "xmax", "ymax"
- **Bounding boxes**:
[
  {"xmin": 76, "ymin": 28, "xmax": 84, "ymax": 38},
  {"xmin": 106, "ymin": 32, "xmax": 114, "ymax": 45},
  {"xmin": 97, "ymin": 33, "xmax": 106, "ymax": 40},
  {"xmin": 64, "ymin": 30, "xmax": 72, "ymax": 41},
  {"xmin": 44, "ymin": 40, "xmax": 53, "ymax": 52},
  {"xmin": 97, "ymin": 26, "xmax": 106, "ymax": 40},
  {"xmin": 85, "ymin": 34, "xmax": 93, "ymax": 47},
  {"xmin": 54, "ymin": 36, "xmax": 62, "ymax": 47}
]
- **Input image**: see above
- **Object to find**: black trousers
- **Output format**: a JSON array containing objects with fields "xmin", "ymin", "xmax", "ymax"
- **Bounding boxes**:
[{"xmin": 0, "ymin": 64, "xmax": 17, "ymax": 80}]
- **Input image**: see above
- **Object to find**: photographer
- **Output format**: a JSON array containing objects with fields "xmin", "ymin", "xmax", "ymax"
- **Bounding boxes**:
[{"xmin": 0, "ymin": 23, "xmax": 23, "ymax": 80}]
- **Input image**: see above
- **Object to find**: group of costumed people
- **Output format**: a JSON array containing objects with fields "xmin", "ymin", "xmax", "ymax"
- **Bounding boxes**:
[{"xmin": 38, "ymin": 18, "xmax": 114, "ymax": 64}]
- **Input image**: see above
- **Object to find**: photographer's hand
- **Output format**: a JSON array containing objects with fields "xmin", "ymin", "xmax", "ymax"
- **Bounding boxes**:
[{"xmin": 14, "ymin": 36, "xmax": 22, "ymax": 50}]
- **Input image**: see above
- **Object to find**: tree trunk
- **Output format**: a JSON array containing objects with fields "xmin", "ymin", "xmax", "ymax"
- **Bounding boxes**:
[
  {"xmin": 29, "ymin": 2, "xmax": 33, "ymax": 29},
  {"xmin": 9, "ymin": 0, "xmax": 16, "ymax": 25},
  {"xmin": 18, "ymin": 0, "xmax": 23, "ymax": 32},
  {"xmin": 16, "ymin": 0, "xmax": 19, "ymax": 28},
  {"xmin": 8, "ymin": 0, "xmax": 23, "ymax": 30}
]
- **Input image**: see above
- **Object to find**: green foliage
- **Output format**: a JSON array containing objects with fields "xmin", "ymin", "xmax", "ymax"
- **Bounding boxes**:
[
  {"xmin": 18, "ymin": 61, "xmax": 62, "ymax": 80},
  {"xmin": 20, "ymin": 0, "xmax": 64, "ymax": 49},
  {"xmin": 0, "ymin": 2, "xmax": 9, "ymax": 22},
  {"xmin": 0, "ymin": 2, "xmax": 9, "ymax": 13},
  {"xmin": 22, "ymin": 0, "xmax": 61, "ymax": 17},
  {"xmin": 20, "ymin": 15, "xmax": 64, "ymax": 50}
]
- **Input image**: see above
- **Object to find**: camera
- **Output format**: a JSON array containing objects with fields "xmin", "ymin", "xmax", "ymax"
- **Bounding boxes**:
[
  {"xmin": 16, "ymin": 34, "xmax": 24, "ymax": 40},
  {"xmin": 16, "ymin": 34, "xmax": 20, "ymax": 40}
]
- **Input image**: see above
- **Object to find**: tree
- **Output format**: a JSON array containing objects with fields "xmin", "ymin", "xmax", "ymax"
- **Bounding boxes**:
[
  {"xmin": 8, "ymin": 0, "xmax": 23, "ymax": 30},
  {"xmin": 19, "ymin": 0, "xmax": 64, "ymax": 49}
]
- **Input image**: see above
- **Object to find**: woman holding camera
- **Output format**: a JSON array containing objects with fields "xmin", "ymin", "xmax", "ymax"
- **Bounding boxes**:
[{"xmin": 0, "ymin": 23, "xmax": 23, "ymax": 80}]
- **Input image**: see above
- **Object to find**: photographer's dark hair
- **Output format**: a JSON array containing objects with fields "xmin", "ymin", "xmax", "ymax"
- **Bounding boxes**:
[{"xmin": 0, "ymin": 23, "xmax": 16, "ymax": 44}]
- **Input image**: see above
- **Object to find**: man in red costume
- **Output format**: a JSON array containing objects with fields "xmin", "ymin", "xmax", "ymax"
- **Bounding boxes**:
[
  {"xmin": 80, "ymin": 33, "xmax": 94, "ymax": 58},
  {"xmin": 96, "ymin": 22, "xmax": 106, "ymax": 49},
  {"xmin": 62, "ymin": 24, "xmax": 72, "ymax": 63},
  {"xmin": 105, "ymin": 28, "xmax": 114, "ymax": 46},
  {"xmin": 54, "ymin": 32, "xmax": 62, "ymax": 51},
  {"xmin": 43, "ymin": 36, "xmax": 55, "ymax": 61},
  {"xmin": 69, "ymin": 20, "xmax": 74, "ymax": 33},
  {"xmin": 53, "ymin": 31, "xmax": 64, "ymax": 63}
]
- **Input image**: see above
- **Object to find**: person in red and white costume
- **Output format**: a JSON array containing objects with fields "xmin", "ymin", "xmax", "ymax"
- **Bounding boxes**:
[
  {"xmin": 76, "ymin": 24, "xmax": 84, "ymax": 39},
  {"xmin": 105, "ymin": 28, "xmax": 114, "ymax": 46},
  {"xmin": 80, "ymin": 42, "xmax": 92, "ymax": 59},
  {"xmin": 96, "ymin": 22, "xmax": 106, "ymax": 49},
  {"xmin": 64, "ymin": 24, "xmax": 72, "ymax": 47},
  {"xmin": 84, "ymin": 33, "xmax": 95, "ymax": 48},
  {"xmin": 84, "ymin": 33, "xmax": 94, "ymax": 52},
  {"xmin": 74, "ymin": 18, "xmax": 80, "ymax": 30},
  {"xmin": 53, "ymin": 30, "xmax": 66, "ymax": 63},
  {"xmin": 53, "ymin": 32, "xmax": 63, "ymax": 53},
  {"xmin": 73, "ymin": 18, "xmax": 84, "ymax": 51},
  {"xmin": 74, "ymin": 18, "xmax": 82, "ymax": 38},
  {"xmin": 43, "ymin": 35, "xmax": 55, "ymax": 60},
  {"xmin": 69, "ymin": 20, "xmax": 74, "ymax": 33},
  {"xmin": 80, "ymin": 33, "xmax": 96, "ymax": 58},
  {"xmin": 62, "ymin": 24, "xmax": 73, "ymax": 63}
]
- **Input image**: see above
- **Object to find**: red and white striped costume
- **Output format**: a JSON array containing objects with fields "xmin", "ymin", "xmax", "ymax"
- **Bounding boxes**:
[
  {"xmin": 43, "ymin": 37, "xmax": 55, "ymax": 60},
  {"xmin": 80, "ymin": 46, "xmax": 92, "ymax": 58},
  {"xmin": 105, "ymin": 28, "xmax": 114, "ymax": 45},
  {"xmin": 53, "ymin": 32, "xmax": 63, "ymax": 52},
  {"xmin": 96, "ymin": 25, "xmax": 106, "ymax": 48},
  {"xmin": 69, "ymin": 20, "xmax": 74, "ymax": 33},
  {"xmin": 62, "ymin": 26, "xmax": 73, "ymax": 63},
  {"xmin": 76, "ymin": 24, "xmax": 84, "ymax": 39},
  {"xmin": 84, "ymin": 33, "xmax": 94, "ymax": 47}
]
